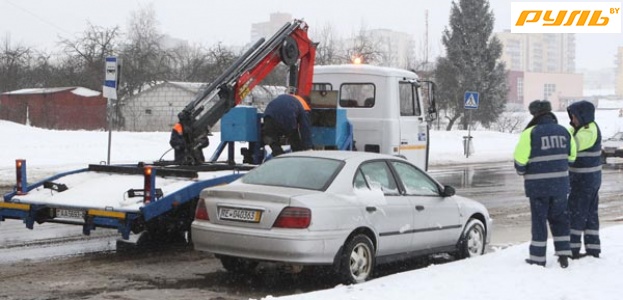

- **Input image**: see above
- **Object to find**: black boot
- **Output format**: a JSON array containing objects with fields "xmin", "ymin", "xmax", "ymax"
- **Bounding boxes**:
[
  {"xmin": 525, "ymin": 259, "xmax": 545, "ymax": 267},
  {"xmin": 558, "ymin": 256, "xmax": 569, "ymax": 268},
  {"xmin": 571, "ymin": 253, "xmax": 587, "ymax": 260}
]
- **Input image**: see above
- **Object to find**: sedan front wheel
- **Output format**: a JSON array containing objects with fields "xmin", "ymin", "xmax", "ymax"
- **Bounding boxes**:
[
  {"xmin": 338, "ymin": 234, "xmax": 375, "ymax": 284},
  {"xmin": 457, "ymin": 218, "xmax": 486, "ymax": 259}
]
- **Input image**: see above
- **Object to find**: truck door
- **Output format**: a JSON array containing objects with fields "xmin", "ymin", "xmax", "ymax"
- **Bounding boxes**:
[{"xmin": 398, "ymin": 81, "xmax": 429, "ymax": 170}]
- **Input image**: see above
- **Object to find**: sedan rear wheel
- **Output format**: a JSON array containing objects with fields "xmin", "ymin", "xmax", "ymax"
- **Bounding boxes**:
[
  {"xmin": 338, "ymin": 234, "xmax": 375, "ymax": 284},
  {"xmin": 457, "ymin": 218, "xmax": 486, "ymax": 259}
]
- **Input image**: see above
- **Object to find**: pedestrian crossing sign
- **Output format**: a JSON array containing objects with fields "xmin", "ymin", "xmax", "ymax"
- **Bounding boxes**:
[{"xmin": 464, "ymin": 91, "xmax": 479, "ymax": 109}]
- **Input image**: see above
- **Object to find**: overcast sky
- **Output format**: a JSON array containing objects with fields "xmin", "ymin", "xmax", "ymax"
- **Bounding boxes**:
[{"xmin": 1, "ymin": 0, "xmax": 621, "ymax": 71}]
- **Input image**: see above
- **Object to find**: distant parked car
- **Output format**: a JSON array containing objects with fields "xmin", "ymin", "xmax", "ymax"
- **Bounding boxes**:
[
  {"xmin": 191, "ymin": 151, "xmax": 492, "ymax": 284},
  {"xmin": 602, "ymin": 132, "xmax": 623, "ymax": 163}
]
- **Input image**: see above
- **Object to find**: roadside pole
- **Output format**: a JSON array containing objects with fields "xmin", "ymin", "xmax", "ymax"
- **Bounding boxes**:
[
  {"xmin": 466, "ymin": 109, "xmax": 472, "ymax": 157},
  {"xmin": 103, "ymin": 56, "xmax": 122, "ymax": 165},
  {"xmin": 107, "ymin": 99, "xmax": 113, "ymax": 165},
  {"xmin": 463, "ymin": 91, "xmax": 479, "ymax": 158}
]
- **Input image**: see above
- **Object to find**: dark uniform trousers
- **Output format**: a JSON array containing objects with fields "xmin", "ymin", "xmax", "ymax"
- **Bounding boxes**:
[
  {"xmin": 529, "ymin": 195, "xmax": 572, "ymax": 264},
  {"xmin": 569, "ymin": 185, "xmax": 601, "ymax": 256},
  {"xmin": 263, "ymin": 116, "xmax": 304, "ymax": 157}
]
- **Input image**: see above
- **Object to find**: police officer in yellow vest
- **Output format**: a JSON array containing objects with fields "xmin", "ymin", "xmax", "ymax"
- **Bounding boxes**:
[
  {"xmin": 514, "ymin": 100, "xmax": 577, "ymax": 268},
  {"xmin": 567, "ymin": 100, "xmax": 602, "ymax": 259}
]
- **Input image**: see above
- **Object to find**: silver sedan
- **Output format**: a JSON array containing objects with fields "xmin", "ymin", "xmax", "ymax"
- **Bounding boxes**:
[{"xmin": 191, "ymin": 150, "xmax": 492, "ymax": 284}]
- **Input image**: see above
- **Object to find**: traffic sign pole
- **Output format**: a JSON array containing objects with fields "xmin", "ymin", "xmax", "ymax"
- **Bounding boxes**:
[{"xmin": 463, "ymin": 91, "xmax": 479, "ymax": 158}]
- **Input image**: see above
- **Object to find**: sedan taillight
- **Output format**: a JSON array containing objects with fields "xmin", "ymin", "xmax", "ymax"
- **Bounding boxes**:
[
  {"xmin": 195, "ymin": 198, "xmax": 209, "ymax": 221},
  {"xmin": 273, "ymin": 207, "xmax": 311, "ymax": 229}
]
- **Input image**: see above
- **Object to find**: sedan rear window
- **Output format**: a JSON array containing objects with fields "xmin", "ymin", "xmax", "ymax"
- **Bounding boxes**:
[{"xmin": 242, "ymin": 157, "xmax": 343, "ymax": 191}]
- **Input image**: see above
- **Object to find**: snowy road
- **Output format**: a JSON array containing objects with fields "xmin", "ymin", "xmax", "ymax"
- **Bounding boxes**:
[{"xmin": 1, "ymin": 161, "xmax": 622, "ymax": 299}]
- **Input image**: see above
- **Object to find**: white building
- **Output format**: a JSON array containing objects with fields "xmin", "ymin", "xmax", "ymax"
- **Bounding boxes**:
[
  {"xmin": 250, "ymin": 12, "xmax": 293, "ymax": 43},
  {"xmin": 366, "ymin": 29, "xmax": 415, "ymax": 69},
  {"xmin": 120, "ymin": 82, "xmax": 285, "ymax": 132},
  {"xmin": 121, "ymin": 82, "xmax": 205, "ymax": 132}
]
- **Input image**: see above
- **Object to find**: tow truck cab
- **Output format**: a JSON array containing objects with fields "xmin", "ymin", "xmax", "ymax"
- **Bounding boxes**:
[{"xmin": 313, "ymin": 64, "xmax": 434, "ymax": 170}]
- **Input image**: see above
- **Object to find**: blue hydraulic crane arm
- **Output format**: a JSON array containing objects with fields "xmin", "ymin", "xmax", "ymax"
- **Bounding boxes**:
[{"xmin": 176, "ymin": 19, "xmax": 315, "ymax": 165}]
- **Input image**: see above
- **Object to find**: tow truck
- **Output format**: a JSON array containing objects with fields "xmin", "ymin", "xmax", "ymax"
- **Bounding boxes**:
[{"xmin": 0, "ymin": 19, "xmax": 437, "ymax": 243}]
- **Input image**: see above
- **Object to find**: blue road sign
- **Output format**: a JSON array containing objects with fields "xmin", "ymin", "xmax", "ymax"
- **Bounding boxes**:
[{"xmin": 464, "ymin": 91, "xmax": 479, "ymax": 109}]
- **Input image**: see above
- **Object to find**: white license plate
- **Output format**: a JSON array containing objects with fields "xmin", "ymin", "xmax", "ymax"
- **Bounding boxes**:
[
  {"xmin": 218, "ymin": 207, "xmax": 261, "ymax": 223},
  {"xmin": 56, "ymin": 208, "xmax": 85, "ymax": 220}
]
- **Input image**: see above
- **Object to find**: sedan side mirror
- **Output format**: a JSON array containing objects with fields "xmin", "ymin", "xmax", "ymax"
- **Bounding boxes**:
[{"xmin": 441, "ymin": 185, "xmax": 455, "ymax": 197}]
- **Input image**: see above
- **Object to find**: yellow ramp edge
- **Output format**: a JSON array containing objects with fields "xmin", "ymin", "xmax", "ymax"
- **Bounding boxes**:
[{"xmin": 88, "ymin": 209, "xmax": 126, "ymax": 219}]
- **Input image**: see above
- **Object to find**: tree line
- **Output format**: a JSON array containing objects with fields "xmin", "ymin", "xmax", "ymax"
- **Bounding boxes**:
[{"xmin": 0, "ymin": 0, "xmax": 512, "ymax": 132}]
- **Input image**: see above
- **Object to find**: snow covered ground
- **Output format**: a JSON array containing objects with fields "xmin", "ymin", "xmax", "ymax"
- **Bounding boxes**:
[{"xmin": 1, "ymin": 109, "xmax": 623, "ymax": 300}]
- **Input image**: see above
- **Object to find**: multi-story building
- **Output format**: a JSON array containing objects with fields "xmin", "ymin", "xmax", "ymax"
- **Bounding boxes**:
[
  {"xmin": 616, "ymin": 47, "xmax": 623, "ymax": 97},
  {"xmin": 496, "ymin": 31, "xmax": 576, "ymax": 73},
  {"xmin": 497, "ymin": 31, "xmax": 582, "ymax": 110},
  {"xmin": 365, "ymin": 29, "xmax": 415, "ymax": 69},
  {"xmin": 250, "ymin": 12, "xmax": 293, "ymax": 43}
]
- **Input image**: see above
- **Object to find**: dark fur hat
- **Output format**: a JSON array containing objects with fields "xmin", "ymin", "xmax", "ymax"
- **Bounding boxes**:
[{"xmin": 528, "ymin": 100, "xmax": 552, "ymax": 116}]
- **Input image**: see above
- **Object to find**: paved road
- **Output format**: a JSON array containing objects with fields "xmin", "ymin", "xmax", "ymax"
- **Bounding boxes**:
[{"xmin": 0, "ymin": 161, "xmax": 621, "ymax": 299}]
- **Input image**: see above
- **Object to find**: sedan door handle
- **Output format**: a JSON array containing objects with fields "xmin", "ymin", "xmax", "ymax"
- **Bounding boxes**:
[
  {"xmin": 415, "ymin": 205, "xmax": 425, "ymax": 211},
  {"xmin": 366, "ymin": 206, "xmax": 377, "ymax": 212}
]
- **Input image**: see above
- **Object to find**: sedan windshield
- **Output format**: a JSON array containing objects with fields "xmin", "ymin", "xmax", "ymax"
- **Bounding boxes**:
[
  {"xmin": 242, "ymin": 157, "xmax": 343, "ymax": 190},
  {"xmin": 610, "ymin": 132, "xmax": 623, "ymax": 140}
]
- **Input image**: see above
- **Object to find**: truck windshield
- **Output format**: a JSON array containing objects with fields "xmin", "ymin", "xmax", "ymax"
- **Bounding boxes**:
[{"xmin": 242, "ymin": 157, "xmax": 344, "ymax": 191}]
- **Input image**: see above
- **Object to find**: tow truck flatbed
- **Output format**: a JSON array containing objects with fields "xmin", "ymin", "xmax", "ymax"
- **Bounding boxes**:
[{"xmin": 1, "ymin": 163, "xmax": 250, "ymax": 239}]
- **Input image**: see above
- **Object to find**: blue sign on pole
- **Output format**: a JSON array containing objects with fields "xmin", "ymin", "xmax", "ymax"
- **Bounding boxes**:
[
  {"xmin": 104, "ymin": 56, "xmax": 118, "ymax": 89},
  {"xmin": 103, "ymin": 56, "xmax": 120, "ymax": 100},
  {"xmin": 464, "ymin": 91, "xmax": 479, "ymax": 109}
]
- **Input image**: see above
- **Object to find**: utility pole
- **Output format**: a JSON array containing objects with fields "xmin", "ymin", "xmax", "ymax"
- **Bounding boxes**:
[{"xmin": 425, "ymin": 9, "xmax": 429, "ymax": 64}]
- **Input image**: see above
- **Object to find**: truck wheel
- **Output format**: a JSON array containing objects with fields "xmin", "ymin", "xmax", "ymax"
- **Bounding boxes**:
[
  {"xmin": 456, "ymin": 218, "xmax": 486, "ymax": 259},
  {"xmin": 337, "ymin": 234, "xmax": 375, "ymax": 284}
]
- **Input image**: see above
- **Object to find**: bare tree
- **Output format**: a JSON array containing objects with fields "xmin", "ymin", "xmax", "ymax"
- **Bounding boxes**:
[
  {"xmin": 119, "ymin": 4, "xmax": 170, "ymax": 98},
  {"xmin": 342, "ymin": 26, "xmax": 384, "ymax": 65},
  {"xmin": 25, "ymin": 52, "xmax": 58, "ymax": 88},
  {"xmin": 491, "ymin": 104, "xmax": 527, "ymax": 133},
  {"xmin": 168, "ymin": 42, "xmax": 210, "ymax": 82},
  {"xmin": 311, "ymin": 23, "xmax": 341, "ymax": 65},
  {"xmin": 58, "ymin": 23, "xmax": 120, "ymax": 90},
  {"xmin": 0, "ymin": 37, "xmax": 34, "ymax": 92},
  {"xmin": 199, "ymin": 42, "xmax": 238, "ymax": 82}
]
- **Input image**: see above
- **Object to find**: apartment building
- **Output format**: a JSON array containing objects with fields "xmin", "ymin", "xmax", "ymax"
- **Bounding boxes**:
[
  {"xmin": 496, "ymin": 31, "xmax": 582, "ymax": 110},
  {"xmin": 250, "ymin": 12, "xmax": 293, "ymax": 43},
  {"xmin": 496, "ymin": 31, "xmax": 576, "ymax": 73},
  {"xmin": 616, "ymin": 47, "xmax": 623, "ymax": 97}
]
